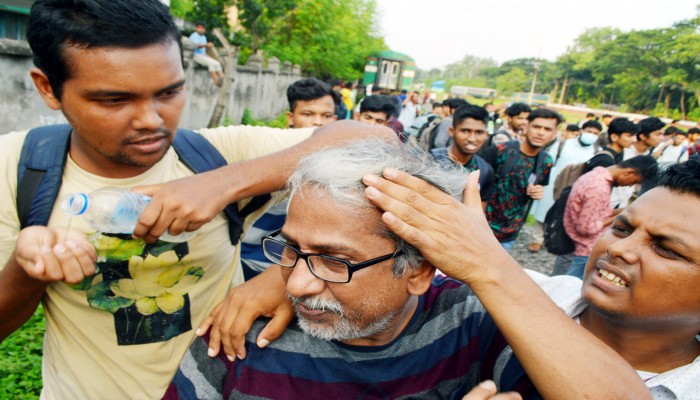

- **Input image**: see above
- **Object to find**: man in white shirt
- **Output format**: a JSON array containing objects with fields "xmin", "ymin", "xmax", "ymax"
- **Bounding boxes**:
[{"xmin": 657, "ymin": 128, "xmax": 690, "ymax": 164}]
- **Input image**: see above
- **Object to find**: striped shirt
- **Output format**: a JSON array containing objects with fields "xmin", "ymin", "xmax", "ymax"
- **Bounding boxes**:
[
  {"xmin": 164, "ymin": 275, "xmax": 554, "ymax": 400},
  {"xmin": 238, "ymin": 198, "xmax": 288, "ymax": 280}
]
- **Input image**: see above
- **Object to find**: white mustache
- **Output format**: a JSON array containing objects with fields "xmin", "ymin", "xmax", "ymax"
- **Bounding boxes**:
[{"xmin": 289, "ymin": 294, "xmax": 344, "ymax": 315}]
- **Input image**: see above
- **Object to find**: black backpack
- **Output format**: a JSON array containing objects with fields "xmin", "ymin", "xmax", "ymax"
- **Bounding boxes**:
[{"xmin": 543, "ymin": 186, "xmax": 575, "ymax": 255}]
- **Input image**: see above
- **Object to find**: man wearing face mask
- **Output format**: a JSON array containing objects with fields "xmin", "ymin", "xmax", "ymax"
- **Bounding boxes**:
[
  {"xmin": 558, "ymin": 120, "xmax": 604, "ymax": 165},
  {"xmin": 528, "ymin": 120, "xmax": 604, "ymax": 253}
]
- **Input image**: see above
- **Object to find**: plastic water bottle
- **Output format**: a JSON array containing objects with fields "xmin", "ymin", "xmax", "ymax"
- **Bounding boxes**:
[{"xmin": 60, "ymin": 187, "xmax": 196, "ymax": 242}]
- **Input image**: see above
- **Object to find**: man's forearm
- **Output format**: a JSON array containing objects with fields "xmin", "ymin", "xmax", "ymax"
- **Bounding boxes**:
[
  {"xmin": 465, "ymin": 255, "xmax": 650, "ymax": 400},
  {"xmin": 215, "ymin": 121, "xmax": 398, "ymax": 203},
  {"xmin": 0, "ymin": 257, "xmax": 47, "ymax": 341}
]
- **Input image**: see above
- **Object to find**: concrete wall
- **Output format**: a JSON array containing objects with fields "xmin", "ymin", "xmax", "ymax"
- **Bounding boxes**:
[
  {"xmin": 0, "ymin": 37, "xmax": 302, "ymax": 132},
  {"xmin": 0, "ymin": 39, "xmax": 67, "ymax": 131}
]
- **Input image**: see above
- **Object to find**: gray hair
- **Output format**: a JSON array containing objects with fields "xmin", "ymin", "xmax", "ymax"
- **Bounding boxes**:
[{"xmin": 287, "ymin": 138, "xmax": 468, "ymax": 276}]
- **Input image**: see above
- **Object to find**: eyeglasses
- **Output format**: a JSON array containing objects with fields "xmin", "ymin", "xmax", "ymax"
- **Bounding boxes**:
[{"xmin": 261, "ymin": 229, "xmax": 403, "ymax": 283}]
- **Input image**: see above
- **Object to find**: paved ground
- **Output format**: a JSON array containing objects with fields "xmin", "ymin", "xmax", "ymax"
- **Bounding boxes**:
[{"xmin": 510, "ymin": 225, "xmax": 555, "ymax": 275}]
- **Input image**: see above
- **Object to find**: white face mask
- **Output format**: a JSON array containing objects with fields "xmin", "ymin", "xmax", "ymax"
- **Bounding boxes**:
[{"xmin": 579, "ymin": 132, "xmax": 598, "ymax": 146}]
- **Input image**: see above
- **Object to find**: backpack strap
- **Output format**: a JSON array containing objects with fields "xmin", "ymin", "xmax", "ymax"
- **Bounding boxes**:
[
  {"xmin": 429, "ymin": 147, "xmax": 449, "ymax": 162},
  {"xmin": 474, "ymin": 155, "xmax": 493, "ymax": 188},
  {"xmin": 18, "ymin": 124, "xmax": 73, "ymax": 229},
  {"xmin": 533, "ymin": 149, "xmax": 548, "ymax": 185},
  {"xmin": 498, "ymin": 140, "xmax": 521, "ymax": 178},
  {"xmin": 172, "ymin": 129, "xmax": 270, "ymax": 245},
  {"xmin": 597, "ymin": 149, "xmax": 614, "ymax": 161}
]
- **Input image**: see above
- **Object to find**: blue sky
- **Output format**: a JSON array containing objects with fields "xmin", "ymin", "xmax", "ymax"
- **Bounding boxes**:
[{"xmin": 376, "ymin": 0, "xmax": 700, "ymax": 69}]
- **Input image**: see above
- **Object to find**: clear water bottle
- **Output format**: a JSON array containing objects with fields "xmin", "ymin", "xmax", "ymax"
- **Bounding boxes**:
[{"xmin": 61, "ymin": 187, "xmax": 196, "ymax": 243}]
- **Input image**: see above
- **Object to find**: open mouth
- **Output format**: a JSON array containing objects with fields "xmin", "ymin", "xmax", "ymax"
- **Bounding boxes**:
[{"xmin": 596, "ymin": 267, "xmax": 628, "ymax": 288}]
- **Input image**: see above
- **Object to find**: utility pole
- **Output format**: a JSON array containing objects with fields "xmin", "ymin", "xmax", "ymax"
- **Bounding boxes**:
[
  {"xmin": 527, "ymin": 49, "xmax": 541, "ymax": 105},
  {"xmin": 558, "ymin": 75, "xmax": 568, "ymax": 104},
  {"xmin": 208, "ymin": 28, "xmax": 237, "ymax": 128}
]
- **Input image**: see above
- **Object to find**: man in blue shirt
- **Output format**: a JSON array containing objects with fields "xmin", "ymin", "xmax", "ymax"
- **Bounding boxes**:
[{"xmin": 188, "ymin": 21, "xmax": 224, "ymax": 86}]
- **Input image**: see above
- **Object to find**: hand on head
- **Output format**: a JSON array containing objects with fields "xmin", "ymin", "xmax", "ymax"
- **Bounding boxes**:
[{"xmin": 363, "ymin": 168, "xmax": 505, "ymax": 284}]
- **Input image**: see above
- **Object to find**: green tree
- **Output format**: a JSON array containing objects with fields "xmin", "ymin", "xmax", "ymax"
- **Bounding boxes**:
[
  {"xmin": 495, "ymin": 67, "xmax": 529, "ymax": 96},
  {"xmin": 170, "ymin": 0, "xmax": 195, "ymax": 18},
  {"xmin": 188, "ymin": 0, "xmax": 233, "ymax": 45},
  {"xmin": 235, "ymin": 0, "xmax": 386, "ymax": 80}
]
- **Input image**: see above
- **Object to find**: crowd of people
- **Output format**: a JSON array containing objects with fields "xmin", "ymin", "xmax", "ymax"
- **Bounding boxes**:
[{"xmin": 0, "ymin": 1, "xmax": 699, "ymax": 400}]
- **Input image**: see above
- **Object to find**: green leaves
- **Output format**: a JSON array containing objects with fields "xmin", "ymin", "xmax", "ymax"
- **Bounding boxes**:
[
  {"xmin": 556, "ymin": 19, "xmax": 700, "ymax": 116},
  {"xmin": 0, "ymin": 307, "xmax": 45, "ymax": 399},
  {"xmin": 233, "ymin": 0, "xmax": 386, "ymax": 80}
]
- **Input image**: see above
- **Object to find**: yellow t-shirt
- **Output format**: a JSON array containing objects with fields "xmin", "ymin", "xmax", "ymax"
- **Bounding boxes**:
[{"xmin": 0, "ymin": 125, "xmax": 312, "ymax": 400}]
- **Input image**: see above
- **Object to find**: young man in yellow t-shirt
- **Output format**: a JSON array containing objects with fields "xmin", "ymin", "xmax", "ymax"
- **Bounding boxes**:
[{"xmin": 0, "ymin": 1, "xmax": 394, "ymax": 399}]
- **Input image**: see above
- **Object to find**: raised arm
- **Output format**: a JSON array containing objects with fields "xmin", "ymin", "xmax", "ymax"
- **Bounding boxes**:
[
  {"xmin": 134, "ymin": 121, "xmax": 397, "ymax": 242},
  {"xmin": 362, "ymin": 170, "xmax": 650, "ymax": 400}
]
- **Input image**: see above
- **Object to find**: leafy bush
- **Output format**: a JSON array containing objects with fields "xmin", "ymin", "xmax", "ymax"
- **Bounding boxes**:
[
  {"xmin": 238, "ymin": 108, "xmax": 288, "ymax": 128},
  {"xmin": 0, "ymin": 306, "xmax": 45, "ymax": 399}
]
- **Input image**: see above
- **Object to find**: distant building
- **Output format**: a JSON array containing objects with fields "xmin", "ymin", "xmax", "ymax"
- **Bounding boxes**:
[{"xmin": 0, "ymin": 1, "xmax": 32, "ymax": 40}]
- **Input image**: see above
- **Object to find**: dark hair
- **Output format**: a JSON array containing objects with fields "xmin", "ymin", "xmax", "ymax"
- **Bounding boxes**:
[
  {"xmin": 602, "ymin": 114, "xmax": 612, "ymax": 119},
  {"xmin": 566, "ymin": 124, "xmax": 581, "ymax": 132},
  {"xmin": 432, "ymin": 102, "xmax": 443, "ymax": 109},
  {"xmin": 452, "ymin": 104, "xmax": 489, "ymax": 127},
  {"xmin": 582, "ymin": 120, "xmax": 603, "ymax": 132},
  {"xmin": 287, "ymin": 78, "xmax": 334, "ymax": 111},
  {"xmin": 675, "ymin": 129, "xmax": 689, "ymax": 136},
  {"xmin": 195, "ymin": 21, "xmax": 206, "ymax": 27},
  {"xmin": 27, "ymin": 0, "xmax": 182, "ymax": 100},
  {"xmin": 527, "ymin": 108, "xmax": 563, "ymax": 125},
  {"xmin": 401, "ymin": 89, "xmax": 407, "ymax": 94},
  {"xmin": 688, "ymin": 127, "xmax": 700, "ymax": 135},
  {"xmin": 586, "ymin": 112, "xmax": 595, "ymax": 118},
  {"xmin": 608, "ymin": 117, "xmax": 640, "ymax": 137},
  {"xmin": 504, "ymin": 102, "xmax": 532, "ymax": 117},
  {"xmin": 637, "ymin": 117, "xmax": 665, "ymax": 138},
  {"xmin": 444, "ymin": 98, "xmax": 468, "ymax": 112},
  {"xmin": 329, "ymin": 79, "xmax": 342, "ymax": 88},
  {"xmin": 658, "ymin": 157, "xmax": 700, "ymax": 197},
  {"xmin": 664, "ymin": 126, "xmax": 678, "ymax": 135},
  {"xmin": 359, "ymin": 95, "xmax": 395, "ymax": 117},
  {"xmin": 618, "ymin": 155, "xmax": 657, "ymax": 178}
]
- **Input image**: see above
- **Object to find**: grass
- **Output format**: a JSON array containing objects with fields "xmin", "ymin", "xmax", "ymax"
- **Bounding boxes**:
[{"xmin": 0, "ymin": 306, "xmax": 45, "ymax": 399}]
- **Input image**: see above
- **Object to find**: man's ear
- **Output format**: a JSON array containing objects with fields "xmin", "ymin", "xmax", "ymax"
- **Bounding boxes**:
[
  {"xmin": 286, "ymin": 111, "xmax": 295, "ymax": 128},
  {"xmin": 622, "ymin": 168, "xmax": 640, "ymax": 182},
  {"xmin": 448, "ymin": 126, "xmax": 455, "ymax": 138},
  {"xmin": 406, "ymin": 260, "xmax": 436, "ymax": 296},
  {"xmin": 30, "ymin": 68, "xmax": 61, "ymax": 110}
]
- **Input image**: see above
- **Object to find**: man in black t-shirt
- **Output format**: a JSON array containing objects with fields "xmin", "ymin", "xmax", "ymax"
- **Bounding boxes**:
[{"xmin": 583, "ymin": 118, "xmax": 639, "ymax": 174}]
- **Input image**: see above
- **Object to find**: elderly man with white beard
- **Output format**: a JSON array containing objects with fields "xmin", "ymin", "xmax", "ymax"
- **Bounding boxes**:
[{"xmin": 166, "ymin": 139, "xmax": 649, "ymax": 400}]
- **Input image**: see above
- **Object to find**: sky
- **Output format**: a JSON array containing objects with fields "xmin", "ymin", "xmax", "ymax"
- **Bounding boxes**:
[{"xmin": 376, "ymin": 0, "xmax": 700, "ymax": 70}]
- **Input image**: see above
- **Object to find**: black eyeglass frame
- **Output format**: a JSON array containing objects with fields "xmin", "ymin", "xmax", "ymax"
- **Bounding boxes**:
[{"xmin": 261, "ymin": 229, "xmax": 403, "ymax": 283}]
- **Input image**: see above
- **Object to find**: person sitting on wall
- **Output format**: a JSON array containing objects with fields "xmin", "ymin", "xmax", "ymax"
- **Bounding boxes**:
[{"xmin": 189, "ymin": 21, "xmax": 224, "ymax": 87}]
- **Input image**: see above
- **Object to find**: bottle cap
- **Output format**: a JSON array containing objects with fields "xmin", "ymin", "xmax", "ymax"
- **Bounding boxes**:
[{"xmin": 61, "ymin": 193, "xmax": 89, "ymax": 216}]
